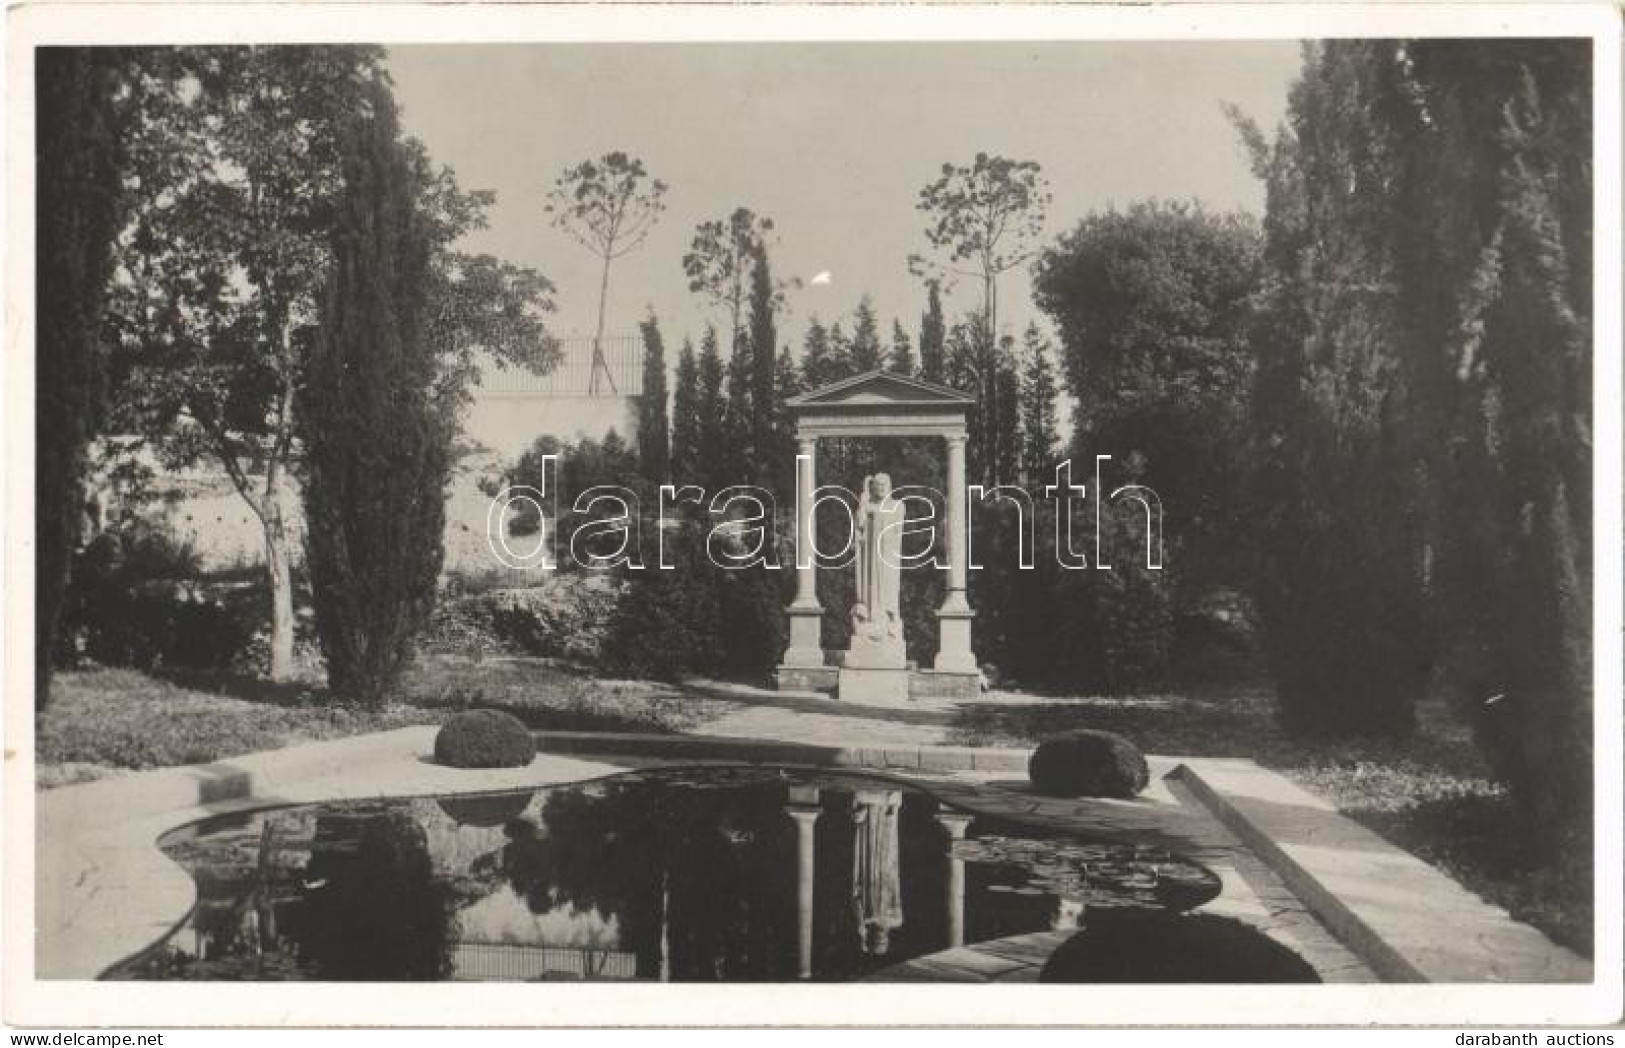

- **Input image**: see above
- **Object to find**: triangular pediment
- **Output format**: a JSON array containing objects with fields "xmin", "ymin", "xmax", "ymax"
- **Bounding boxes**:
[{"xmin": 786, "ymin": 369, "xmax": 975, "ymax": 410}]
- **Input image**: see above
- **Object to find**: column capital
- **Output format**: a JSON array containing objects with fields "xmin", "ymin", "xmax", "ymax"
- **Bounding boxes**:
[{"xmin": 943, "ymin": 431, "xmax": 968, "ymax": 447}]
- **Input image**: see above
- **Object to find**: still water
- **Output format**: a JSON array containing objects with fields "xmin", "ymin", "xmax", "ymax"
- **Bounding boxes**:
[{"xmin": 107, "ymin": 765, "xmax": 1278, "ymax": 983}]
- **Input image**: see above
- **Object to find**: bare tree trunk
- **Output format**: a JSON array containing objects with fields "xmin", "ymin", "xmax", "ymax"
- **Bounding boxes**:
[
  {"xmin": 260, "ymin": 475, "xmax": 295, "ymax": 682},
  {"xmin": 590, "ymin": 250, "xmax": 616, "ymax": 394}
]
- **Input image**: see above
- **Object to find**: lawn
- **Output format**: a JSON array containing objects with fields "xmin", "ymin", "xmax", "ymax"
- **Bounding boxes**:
[
  {"xmin": 36, "ymin": 655, "xmax": 729, "ymax": 787},
  {"xmin": 949, "ymin": 687, "xmax": 1593, "ymax": 956}
]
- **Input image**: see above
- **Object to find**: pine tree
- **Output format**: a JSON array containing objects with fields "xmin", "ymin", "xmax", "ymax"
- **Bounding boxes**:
[
  {"xmin": 696, "ymin": 326, "xmax": 729, "ymax": 489},
  {"xmin": 1018, "ymin": 323, "xmax": 1059, "ymax": 485},
  {"xmin": 637, "ymin": 310, "xmax": 670, "ymax": 482},
  {"xmin": 300, "ymin": 78, "xmax": 445, "ymax": 708},
  {"xmin": 35, "ymin": 49, "xmax": 127, "ymax": 708},
  {"xmin": 919, "ymin": 279, "xmax": 947, "ymax": 383},
  {"xmin": 725, "ymin": 321, "xmax": 753, "ymax": 478},
  {"xmin": 849, "ymin": 297, "xmax": 883, "ymax": 371},
  {"xmin": 828, "ymin": 322, "xmax": 857, "ymax": 381},
  {"xmin": 671, "ymin": 337, "xmax": 700, "ymax": 481},
  {"xmin": 889, "ymin": 320, "xmax": 916, "ymax": 376}
]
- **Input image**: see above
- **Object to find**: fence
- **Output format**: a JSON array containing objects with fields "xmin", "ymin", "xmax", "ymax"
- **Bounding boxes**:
[{"xmin": 479, "ymin": 335, "xmax": 644, "ymax": 397}]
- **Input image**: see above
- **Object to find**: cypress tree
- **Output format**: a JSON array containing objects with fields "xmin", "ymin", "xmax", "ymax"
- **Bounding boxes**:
[
  {"xmin": 1018, "ymin": 323, "xmax": 1059, "ymax": 485},
  {"xmin": 671, "ymin": 338, "xmax": 700, "ymax": 481},
  {"xmin": 695, "ymin": 326, "xmax": 729, "ymax": 489},
  {"xmin": 919, "ymin": 279, "xmax": 946, "ymax": 383},
  {"xmin": 889, "ymin": 320, "xmax": 916, "ymax": 376},
  {"xmin": 637, "ymin": 310, "xmax": 670, "ymax": 482},
  {"xmin": 299, "ymin": 78, "xmax": 444, "ymax": 709},
  {"xmin": 35, "ymin": 48, "xmax": 127, "ymax": 708}
]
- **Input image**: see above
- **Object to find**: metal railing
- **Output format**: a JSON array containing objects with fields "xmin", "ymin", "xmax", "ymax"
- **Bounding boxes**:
[{"xmin": 479, "ymin": 335, "xmax": 644, "ymax": 397}]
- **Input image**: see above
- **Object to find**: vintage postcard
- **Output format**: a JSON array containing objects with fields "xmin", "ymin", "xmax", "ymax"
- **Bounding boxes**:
[{"xmin": 4, "ymin": 1, "xmax": 1621, "ymax": 1030}]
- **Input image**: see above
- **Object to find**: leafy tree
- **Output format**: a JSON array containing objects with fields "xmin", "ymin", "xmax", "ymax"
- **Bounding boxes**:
[
  {"xmin": 918, "ymin": 279, "xmax": 947, "ymax": 383},
  {"xmin": 1032, "ymin": 202, "xmax": 1261, "ymax": 587},
  {"xmin": 299, "ymin": 76, "xmax": 446, "ymax": 709},
  {"xmin": 106, "ymin": 47, "xmax": 554, "ymax": 681},
  {"xmin": 637, "ymin": 310, "xmax": 670, "ymax": 481},
  {"xmin": 35, "ymin": 48, "xmax": 128, "ymax": 707},
  {"xmin": 1018, "ymin": 323, "xmax": 1059, "ymax": 486},
  {"xmin": 545, "ymin": 151, "xmax": 667, "ymax": 393},
  {"xmin": 888, "ymin": 320, "xmax": 916, "ymax": 376},
  {"xmin": 670, "ymin": 338, "xmax": 701, "ymax": 480}
]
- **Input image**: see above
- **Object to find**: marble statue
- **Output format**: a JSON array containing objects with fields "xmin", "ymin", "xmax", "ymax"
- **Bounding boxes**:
[{"xmin": 851, "ymin": 473, "xmax": 905, "ymax": 659}]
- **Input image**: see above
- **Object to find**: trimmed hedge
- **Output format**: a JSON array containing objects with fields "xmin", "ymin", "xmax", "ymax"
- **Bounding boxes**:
[
  {"xmin": 1028, "ymin": 729, "xmax": 1149, "ymax": 798},
  {"xmin": 433, "ymin": 709, "xmax": 535, "ymax": 769}
]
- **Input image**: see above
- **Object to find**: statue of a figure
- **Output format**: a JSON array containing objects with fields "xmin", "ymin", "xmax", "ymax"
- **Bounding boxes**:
[{"xmin": 852, "ymin": 473, "xmax": 904, "ymax": 649}]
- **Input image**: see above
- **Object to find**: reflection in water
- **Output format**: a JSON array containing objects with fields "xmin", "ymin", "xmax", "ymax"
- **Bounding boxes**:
[
  {"xmin": 112, "ymin": 767, "xmax": 1249, "ymax": 983},
  {"xmin": 850, "ymin": 790, "xmax": 903, "ymax": 955}
]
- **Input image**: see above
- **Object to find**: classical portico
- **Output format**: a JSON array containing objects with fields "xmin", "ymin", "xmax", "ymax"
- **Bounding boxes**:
[{"xmin": 776, "ymin": 370, "xmax": 980, "ymax": 701}]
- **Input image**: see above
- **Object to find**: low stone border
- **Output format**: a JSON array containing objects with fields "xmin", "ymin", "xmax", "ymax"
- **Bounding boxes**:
[
  {"xmin": 1171, "ymin": 759, "xmax": 1592, "ymax": 983},
  {"xmin": 533, "ymin": 729, "xmax": 1028, "ymax": 772}
]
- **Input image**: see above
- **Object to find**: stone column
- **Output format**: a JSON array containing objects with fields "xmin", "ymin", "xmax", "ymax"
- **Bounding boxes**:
[
  {"xmin": 783, "ymin": 434, "xmax": 824, "ymax": 668},
  {"xmin": 935, "ymin": 431, "xmax": 976, "ymax": 672},
  {"xmin": 936, "ymin": 809, "xmax": 973, "ymax": 948},
  {"xmin": 787, "ymin": 787, "xmax": 822, "ymax": 980}
]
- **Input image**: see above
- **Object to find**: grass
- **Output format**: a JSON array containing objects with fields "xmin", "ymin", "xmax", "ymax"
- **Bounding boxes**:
[
  {"xmin": 37, "ymin": 655, "xmax": 729, "ymax": 787},
  {"xmin": 949, "ymin": 686, "xmax": 1593, "ymax": 957}
]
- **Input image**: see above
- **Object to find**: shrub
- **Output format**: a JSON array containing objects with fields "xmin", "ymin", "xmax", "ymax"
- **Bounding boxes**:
[
  {"xmin": 1028, "ymin": 729, "xmax": 1149, "ymax": 798},
  {"xmin": 433, "ymin": 709, "xmax": 536, "ymax": 769},
  {"xmin": 61, "ymin": 526, "xmax": 259, "ymax": 671}
]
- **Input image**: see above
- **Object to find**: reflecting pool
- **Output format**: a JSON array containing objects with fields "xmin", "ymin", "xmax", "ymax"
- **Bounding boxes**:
[{"xmin": 106, "ymin": 765, "xmax": 1294, "ymax": 983}]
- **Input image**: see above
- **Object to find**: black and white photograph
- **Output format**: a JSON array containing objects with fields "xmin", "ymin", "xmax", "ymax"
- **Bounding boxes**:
[{"xmin": 5, "ymin": 1, "xmax": 1621, "ymax": 1032}]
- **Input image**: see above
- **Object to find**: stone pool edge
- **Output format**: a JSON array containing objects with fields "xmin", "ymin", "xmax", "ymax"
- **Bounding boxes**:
[{"xmin": 32, "ymin": 725, "xmax": 1591, "ymax": 986}]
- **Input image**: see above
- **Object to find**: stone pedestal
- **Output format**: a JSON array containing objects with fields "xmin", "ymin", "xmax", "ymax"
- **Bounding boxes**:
[
  {"xmin": 933, "ymin": 606, "xmax": 977, "ymax": 673},
  {"xmin": 781, "ymin": 603, "xmax": 826, "ymax": 669},
  {"xmin": 838, "ymin": 666, "xmax": 911, "ymax": 704}
]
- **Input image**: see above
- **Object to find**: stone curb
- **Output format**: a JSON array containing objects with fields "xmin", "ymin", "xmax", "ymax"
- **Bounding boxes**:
[
  {"xmin": 37, "ymin": 727, "xmax": 440, "ymax": 834},
  {"xmin": 532, "ymin": 729, "xmax": 1031, "ymax": 773},
  {"xmin": 1171, "ymin": 759, "xmax": 1593, "ymax": 984}
]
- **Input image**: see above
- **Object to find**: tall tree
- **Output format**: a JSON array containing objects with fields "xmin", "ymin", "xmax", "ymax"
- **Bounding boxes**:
[
  {"xmin": 637, "ymin": 310, "xmax": 670, "ymax": 482},
  {"xmin": 799, "ymin": 317, "xmax": 838, "ymax": 389},
  {"xmin": 913, "ymin": 153, "xmax": 1050, "ymax": 481},
  {"xmin": 848, "ymin": 297, "xmax": 884, "ymax": 372},
  {"xmin": 106, "ymin": 48, "xmax": 555, "ymax": 681},
  {"xmin": 888, "ymin": 320, "xmax": 916, "ymax": 376},
  {"xmin": 683, "ymin": 207, "xmax": 774, "ymax": 358},
  {"xmin": 1244, "ymin": 40, "xmax": 1594, "ymax": 827},
  {"xmin": 695, "ymin": 327, "xmax": 729, "ymax": 489},
  {"xmin": 1236, "ymin": 43, "xmax": 1432, "ymax": 740},
  {"xmin": 1033, "ymin": 202, "xmax": 1261, "ymax": 585},
  {"xmin": 35, "ymin": 48, "xmax": 129, "ymax": 707},
  {"xmin": 919, "ymin": 279, "xmax": 946, "ymax": 383},
  {"xmin": 1017, "ymin": 323, "xmax": 1059, "ymax": 486},
  {"xmin": 746, "ymin": 240, "xmax": 780, "ymax": 485},
  {"xmin": 670, "ymin": 338, "xmax": 701, "ymax": 480},
  {"xmin": 299, "ymin": 76, "xmax": 444, "ymax": 708},
  {"xmin": 546, "ymin": 151, "xmax": 667, "ymax": 394}
]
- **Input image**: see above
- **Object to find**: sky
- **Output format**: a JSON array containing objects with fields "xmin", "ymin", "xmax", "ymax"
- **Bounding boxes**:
[{"xmin": 386, "ymin": 41, "xmax": 1302, "ymax": 360}]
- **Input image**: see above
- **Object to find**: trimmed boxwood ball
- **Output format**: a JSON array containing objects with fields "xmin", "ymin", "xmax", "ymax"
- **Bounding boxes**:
[
  {"xmin": 433, "ymin": 709, "xmax": 536, "ymax": 769},
  {"xmin": 1028, "ymin": 729, "xmax": 1149, "ymax": 798}
]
